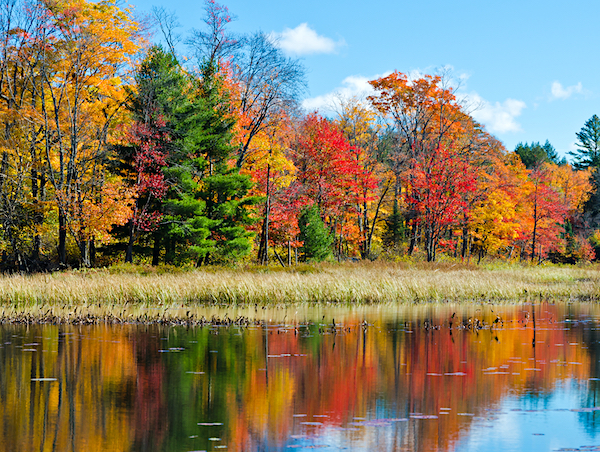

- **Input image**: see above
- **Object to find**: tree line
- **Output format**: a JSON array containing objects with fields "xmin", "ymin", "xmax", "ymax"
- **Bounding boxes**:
[{"xmin": 0, "ymin": 0, "xmax": 598, "ymax": 271}]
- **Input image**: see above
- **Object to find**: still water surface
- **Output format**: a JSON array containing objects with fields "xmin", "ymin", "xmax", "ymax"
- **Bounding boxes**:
[{"xmin": 2, "ymin": 303, "xmax": 600, "ymax": 451}]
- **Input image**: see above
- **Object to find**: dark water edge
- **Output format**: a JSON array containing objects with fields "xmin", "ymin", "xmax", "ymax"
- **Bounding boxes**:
[{"xmin": 2, "ymin": 302, "xmax": 600, "ymax": 451}]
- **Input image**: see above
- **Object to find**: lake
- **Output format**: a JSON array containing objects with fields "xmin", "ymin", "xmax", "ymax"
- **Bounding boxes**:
[{"xmin": 1, "ymin": 302, "xmax": 600, "ymax": 451}]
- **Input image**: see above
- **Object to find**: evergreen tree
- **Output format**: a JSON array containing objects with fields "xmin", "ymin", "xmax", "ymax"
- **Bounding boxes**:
[
  {"xmin": 162, "ymin": 61, "xmax": 260, "ymax": 265},
  {"xmin": 298, "ymin": 204, "xmax": 333, "ymax": 262},
  {"xmin": 382, "ymin": 200, "xmax": 405, "ymax": 252},
  {"xmin": 515, "ymin": 140, "xmax": 560, "ymax": 168},
  {"xmin": 570, "ymin": 115, "xmax": 600, "ymax": 170}
]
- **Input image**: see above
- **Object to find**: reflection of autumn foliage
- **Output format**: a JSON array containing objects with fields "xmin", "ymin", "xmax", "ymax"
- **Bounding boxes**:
[
  {"xmin": 0, "ymin": 325, "xmax": 139, "ymax": 451},
  {"xmin": 131, "ymin": 332, "xmax": 168, "ymax": 451},
  {"xmin": 1, "ymin": 306, "xmax": 599, "ymax": 451},
  {"xmin": 220, "ymin": 305, "xmax": 597, "ymax": 451}
]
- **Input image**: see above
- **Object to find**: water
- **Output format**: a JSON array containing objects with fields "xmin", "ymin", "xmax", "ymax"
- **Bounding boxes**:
[{"xmin": 1, "ymin": 303, "xmax": 600, "ymax": 451}]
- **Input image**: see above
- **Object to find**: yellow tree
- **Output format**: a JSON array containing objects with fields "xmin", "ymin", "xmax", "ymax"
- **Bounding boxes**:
[
  {"xmin": 469, "ymin": 154, "xmax": 527, "ymax": 260},
  {"xmin": 0, "ymin": 0, "xmax": 50, "ymax": 269},
  {"xmin": 241, "ymin": 113, "xmax": 298, "ymax": 265},
  {"xmin": 35, "ymin": 0, "xmax": 141, "ymax": 266}
]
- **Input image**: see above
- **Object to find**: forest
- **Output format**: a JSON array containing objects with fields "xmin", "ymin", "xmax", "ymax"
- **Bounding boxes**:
[{"xmin": 1, "ymin": 0, "xmax": 599, "ymax": 272}]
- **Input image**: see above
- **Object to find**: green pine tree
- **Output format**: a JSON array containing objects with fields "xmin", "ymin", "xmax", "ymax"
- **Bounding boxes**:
[
  {"xmin": 382, "ymin": 201, "xmax": 405, "ymax": 252},
  {"xmin": 570, "ymin": 115, "xmax": 600, "ymax": 170},
  {"xmin": 163, "ymin": 60, "xmax": 260, "ymax": 265},
  {"xmin": 298, "ymin": 205, "xmax": 333, "ymax": 262},
  {"xmin": 515, "ymin": 140, "xmax": 560, "ymax": 169}
]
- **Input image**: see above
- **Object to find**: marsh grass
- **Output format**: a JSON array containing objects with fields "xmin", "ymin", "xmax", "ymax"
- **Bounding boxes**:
[{"xmin": 1, "ymin": 261, "xmax": 599, "ymax": 323}]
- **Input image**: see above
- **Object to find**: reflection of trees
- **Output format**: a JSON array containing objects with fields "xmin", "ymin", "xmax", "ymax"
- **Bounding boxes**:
[
  {"xmin": 578, "ymin": 309, "xmax": 600, "ymax": 433},
  {"xmin": 0, "ymin": 325, "xmax": 139, "ymax": 451},
  {"xmin": 1, "ymin": 304, "xmax": 600, "ymax": 451}
]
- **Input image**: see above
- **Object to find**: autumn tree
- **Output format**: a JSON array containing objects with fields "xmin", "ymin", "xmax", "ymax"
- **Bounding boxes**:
[
  {"xmin": 118, "ymin": 45, "xmax": 184, "ymax": 264},
  {"xmin": 232, "ymin": 31, "xmax": 305, "ymax": 169},
  {"xmin": 35, "ymin": 0, "xmax": 141, "ymax": 266},
  {"xmin": 407, "ymin": 145, "xmax": 476, "ymax": 261},
  {"xmin": 526, "ymin": 165, "xmax": 568, "ymax": 262},
  {"xmin": 292, "ymin": 113, "xmax": 374, "ymax": 259},
  {"xmin": 368, "ymin": 71, "xmax": 472, "ymax": 256},
  {"xmin": 468, "ymin": 153, "xmax": 526, "ymax": 261},
  {"xmin": 0, "ymin": 0, "xmax": 47, "ymax": 270},
  {"xmin": 0, "ymin": 0, "xmax": 141, "ymax": 268},
  {"xmin": 335, "ymin": 97, "xmax": 387, "ymax": 259}
]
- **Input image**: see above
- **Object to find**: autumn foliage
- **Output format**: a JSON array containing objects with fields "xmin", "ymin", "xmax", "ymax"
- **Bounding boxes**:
[{"xmin": 0, "ymin": 0, "xmax": 595, "ymax": 269}]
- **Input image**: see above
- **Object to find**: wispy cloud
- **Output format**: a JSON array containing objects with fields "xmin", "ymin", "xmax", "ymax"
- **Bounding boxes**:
[
  {"xmin": 466, "ymin": 93, "xmax": 526, "ymax": 134},
  {"xmin": 550, "ymin": 81, "xmax": 583, "ymax": 100},
  {"xmin": 302, "ymin": 73, "xmax": 390, "ymax": 113},
  {"xmin": 303, "ymin": 70, "xmax": 526, "ymax": 134},
  {"xmin": 271, "ymin": 23, "xmax": 344, "ymax": 56}
]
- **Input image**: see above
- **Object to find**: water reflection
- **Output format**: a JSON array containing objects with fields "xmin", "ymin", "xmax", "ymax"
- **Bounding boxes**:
[{"xmin": 1, "ymin": 303, "xmax": 600, "ymax": 451}]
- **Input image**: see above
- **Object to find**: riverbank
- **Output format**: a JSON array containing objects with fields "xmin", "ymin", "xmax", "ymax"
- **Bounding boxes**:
[{"xmin": 0, "ymin": 262, "xmax": 598, "ymax": 325}]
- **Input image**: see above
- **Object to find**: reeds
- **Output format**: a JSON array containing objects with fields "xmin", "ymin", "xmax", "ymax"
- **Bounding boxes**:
[{"xmin": 2, "ymin": 262, "xmax": 599, "ymax": 304}]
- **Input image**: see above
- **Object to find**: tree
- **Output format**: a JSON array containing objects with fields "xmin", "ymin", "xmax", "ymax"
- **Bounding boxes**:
[
  {"xmin": 0, "ymin": 0, "xmax": 141, "ymax": 268},
  {"xmin": 570, "ymin": 115, "xmax": 600, "ymax": 170},
  {"xmin": 161, "ymin": 60, "xmax": 260, "ymax": 265},
  {"xmin": 119, "ymin": 45, "xmax": 184, "ymax": 264},
  {"xmin": 0, "ymin": 0, "xmax": 46, "ymax": 270},
  {"xmin": 298, "ymin": 204, "xmax": 332, "ymax": 262},
  {"xmin": 232, "ymin": 31, "xmax": 305, "ymax": 169},
  {"xmin": 515, "ymin": 140, "xmax": 560, "ymax": 169},
  {"xmin": 525, "ymin": 165, "xmax": 568, "ymax": 262},
  {"xmin": 335, "ymin": 97, "xmax": 387, "ymax": 259},
  {"xmin": 292, "ymin": 113, "xmax": 374, "ymax": 259},
  {"xmin": 407, "ymin": 145, "xmax": 477, "ymax": 261},
  {"xmin": 186, "ymin": 0, "xmax": 240, "ymax": 67},
  {"xmin": 368, "ymin": 71, "xmax": 467, "ymax": 255}
]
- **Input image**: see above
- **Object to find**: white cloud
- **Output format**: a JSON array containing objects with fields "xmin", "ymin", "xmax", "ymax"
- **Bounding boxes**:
[
  {"xmin": 467, "ymin": 93, "xmax": 526, "ymax": 134},
  {"xmin": 303, "ymin": 70, "xmax": 526, "ymax": 134},
  {"xmin": 550, "ymin": 81, "xmax": 583, "ymax": 100},
  {"xmin": 271, "ymin": 23, "xmax": 344, "ymax": 56},
  {"xmin": 302, "ymin": 73, "xmax": 391, "ymax": 113}
]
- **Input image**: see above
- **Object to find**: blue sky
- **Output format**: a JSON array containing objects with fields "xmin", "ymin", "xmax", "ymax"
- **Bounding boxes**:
[{"xmin": 129, "ymin": 0, "xmax": 600, "ymax": 159}]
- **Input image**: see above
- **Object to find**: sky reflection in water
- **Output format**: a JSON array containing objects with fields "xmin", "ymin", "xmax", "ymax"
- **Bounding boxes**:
[{"xmin": 1, "ymin": 303, "xmax": 600, "ymax": 451}]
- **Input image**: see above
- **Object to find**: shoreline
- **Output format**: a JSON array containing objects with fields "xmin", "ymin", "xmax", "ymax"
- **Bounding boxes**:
[{"xmin": 0, "ymin": 262, "xmax": 598, "ymax": 324}]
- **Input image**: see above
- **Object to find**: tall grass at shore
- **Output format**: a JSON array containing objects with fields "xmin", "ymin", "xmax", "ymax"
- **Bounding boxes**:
[{"xmin": 0, "ymin": 261, "xmax": 598, "ymax": 309}]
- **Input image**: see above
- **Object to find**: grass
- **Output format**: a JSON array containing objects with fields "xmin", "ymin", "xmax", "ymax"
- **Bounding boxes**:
[{"xmin": 0, "ymin": 261, "xmax": 599, "ymax": 323}]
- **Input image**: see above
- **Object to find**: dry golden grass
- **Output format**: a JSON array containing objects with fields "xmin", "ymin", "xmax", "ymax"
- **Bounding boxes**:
[
  {"xmin": 0, "ymin": 261, "xmax": 598, "ymax": 307},
  {"xmin": 0, "ymin": 261, "xmax": 597, "ymax": 323}
]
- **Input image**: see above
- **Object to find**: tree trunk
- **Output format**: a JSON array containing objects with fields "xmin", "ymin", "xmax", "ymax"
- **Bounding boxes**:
[
  {"xmin": 58, "ymin": 209, "xmax": 67, "ymax": 267},
  {"xmin": 125, "ymin": 219, "xmax": 135, "ymax": 263},
  {"xmin": 152, "ymin": 233, "xmax": 160, "ymax": 266},
  {"xmin": 531, "ymin": 196, "xmax": 538, "ymax": 262}
]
